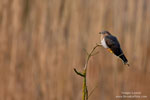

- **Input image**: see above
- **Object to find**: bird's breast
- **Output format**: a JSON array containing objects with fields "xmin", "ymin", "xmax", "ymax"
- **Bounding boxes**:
[{"xmin": 101, "ymin": 38, "xmax": 108, "ymax": 48}]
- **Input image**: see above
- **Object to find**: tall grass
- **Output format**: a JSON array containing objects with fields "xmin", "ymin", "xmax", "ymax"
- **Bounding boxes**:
[{"xmin": 0, "ymin": 0, "xmax": 150, "ymax": 100}]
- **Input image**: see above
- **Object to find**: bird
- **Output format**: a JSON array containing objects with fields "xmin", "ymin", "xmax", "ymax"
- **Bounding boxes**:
[{"xmin": 99, "ymin": 31, "xmax": 129, "ymax": 66}]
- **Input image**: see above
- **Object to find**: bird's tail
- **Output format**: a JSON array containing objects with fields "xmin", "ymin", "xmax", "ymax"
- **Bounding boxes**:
[{"xmin": 119, "ymin": 54, "xmax": 129, "ymax": 66}]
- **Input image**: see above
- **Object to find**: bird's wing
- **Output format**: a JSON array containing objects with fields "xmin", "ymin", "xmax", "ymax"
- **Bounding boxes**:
[
  {"xmin": 105, "ymin": 35, "xmax": 122, "ymax": 56},
  {"xmin": 105, "ymin": 35, "xmax": 120, "ymax": 47}
]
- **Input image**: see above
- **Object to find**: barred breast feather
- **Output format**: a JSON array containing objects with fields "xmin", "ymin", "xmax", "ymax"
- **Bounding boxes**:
[{"xmin": 101, "ymin": 38, "xmax": 108, "ymax": 48}]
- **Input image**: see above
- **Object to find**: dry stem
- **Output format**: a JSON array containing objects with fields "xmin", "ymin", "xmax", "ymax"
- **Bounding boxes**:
[{"xmin": 74, "ymin": 44, "xmax": 100, "ymax": 100}]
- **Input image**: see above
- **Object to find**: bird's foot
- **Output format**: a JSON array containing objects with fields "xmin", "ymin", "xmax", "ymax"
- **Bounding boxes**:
[{"xmin": 96, "ymin": 43, "xmax": 102, "ymax": 46}]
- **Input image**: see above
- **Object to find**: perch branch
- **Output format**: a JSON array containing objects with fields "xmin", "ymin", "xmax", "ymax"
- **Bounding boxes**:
[{"xmin": 74, "ymin": 43, "xmax": 101, "ymax": 100}]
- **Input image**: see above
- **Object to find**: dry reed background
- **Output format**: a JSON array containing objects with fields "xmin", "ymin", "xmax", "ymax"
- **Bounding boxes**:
[{"xmin": 0, "ymin": 0, "xmax": 150, "ymax": 100}]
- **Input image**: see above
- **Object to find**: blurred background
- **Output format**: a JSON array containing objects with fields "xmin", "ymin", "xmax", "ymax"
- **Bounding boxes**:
[{"xmin": 0, "ymin": 0, "xmax": 150, "ymax": 100}]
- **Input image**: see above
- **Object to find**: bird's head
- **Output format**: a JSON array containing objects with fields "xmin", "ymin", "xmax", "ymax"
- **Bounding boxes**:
[{"xmin": 99, "ymin": 31, "xmax": 111, "ymax": 35}]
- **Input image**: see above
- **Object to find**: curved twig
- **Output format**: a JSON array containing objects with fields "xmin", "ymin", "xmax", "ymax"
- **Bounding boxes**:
[{"xmin": 74, "ymin": 43, "xmax": 101, "ymax": 100}]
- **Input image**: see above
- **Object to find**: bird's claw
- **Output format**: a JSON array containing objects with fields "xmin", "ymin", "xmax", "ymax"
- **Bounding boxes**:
[{"xmin": 96, "ymin": 43, "xmax": 102, "ymax": 46}]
